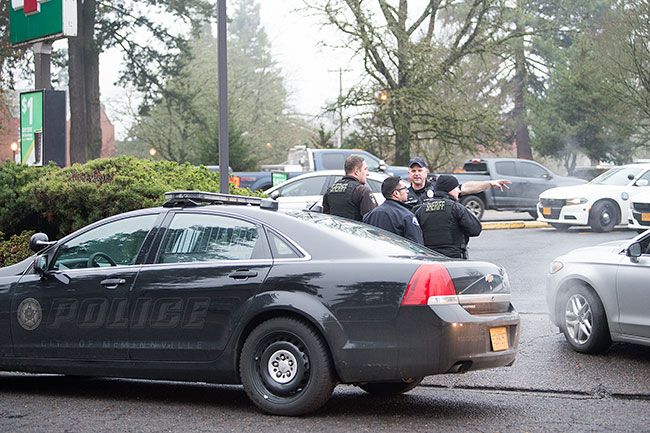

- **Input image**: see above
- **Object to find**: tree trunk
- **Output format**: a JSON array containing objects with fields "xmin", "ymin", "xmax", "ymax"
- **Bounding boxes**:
[
  {"xmin": 68, "ymin": 0, "xmax": 101, "ymax": 164},
  {"xmin": 392, "ymin": 105, "xmax": 411, "ymax": 166},
  {"xmin": 512, "ymin": 28, "xmax": 533, "ymax": 161}
]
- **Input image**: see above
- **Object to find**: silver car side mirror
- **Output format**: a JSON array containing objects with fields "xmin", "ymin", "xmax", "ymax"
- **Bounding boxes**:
[{"xmin": 626, "ymin": 242, "xmax": 642, "ymax": 261}]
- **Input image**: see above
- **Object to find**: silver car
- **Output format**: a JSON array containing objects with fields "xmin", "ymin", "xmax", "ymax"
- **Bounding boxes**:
[{"xmin": 546, "ymin": 231, "xmax": 650, "ymax": 353}]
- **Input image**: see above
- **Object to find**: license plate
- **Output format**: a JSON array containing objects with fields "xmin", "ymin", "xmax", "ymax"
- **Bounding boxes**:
[
  {"xmin": 489, "ymin": 327, "xmax": 509, "ymax": 352},
  {"xmin": 542, "ymin": 207, "xmax": 551, "ymax": 216},
  {"xmin": 642, "ymin": 213, "xmax": 650, "ymax": 222}
]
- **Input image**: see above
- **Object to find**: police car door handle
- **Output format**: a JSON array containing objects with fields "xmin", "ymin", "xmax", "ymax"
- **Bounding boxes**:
[
  {"xmin": 229, "ymin": 269, "xmax": 258, "ymax": 280},
  {"xmin": 100, "ymin": 278, "xmax": 126, "ymax": 289}
]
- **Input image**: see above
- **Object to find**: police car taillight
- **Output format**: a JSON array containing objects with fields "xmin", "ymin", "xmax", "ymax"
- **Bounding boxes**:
[{"xmin": 401, "ymin": 264, "xmax": 458, "ymax": 305}]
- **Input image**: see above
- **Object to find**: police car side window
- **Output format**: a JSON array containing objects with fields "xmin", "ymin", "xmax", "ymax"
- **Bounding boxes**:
[
  {"xmin": 52, "ymin": 214, "xmax": 158, "ymax": 270},
  {"xmin": 157, "ymin": 213, "xmax": 260, "ymax": 263},
  {"xmin": 637, "ymin": 170, "xmax": 650, "ymax": 184},
  {"xmin": 267, "ymin": 231, "xmax": 301, "ymax": 259}
]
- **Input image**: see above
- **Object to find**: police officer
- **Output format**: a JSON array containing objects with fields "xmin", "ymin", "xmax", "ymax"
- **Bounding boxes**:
[
  {"xmin": 405, "ymin": 157, "xmax": 435, "ymax": 208},
  {"xmin": 415, "ymin": 174, "xmax": 482, "ymax": 259},
  {"xmin": 323, "ymin": 155, "xmax": 377, "ymax": 221},
  {"xmin": 363, "ymin": 176, "xmax": 424, "ymax": 244},
  {"xmin": 405, "ymin": 156, "xmax": 512, "ymax": 210}
]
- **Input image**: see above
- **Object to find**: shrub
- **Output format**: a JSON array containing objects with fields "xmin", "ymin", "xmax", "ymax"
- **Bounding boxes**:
[
  {"xmin": 0, "ymin": 157, "xmax": 260, "ymax": 262},
  {"xmin": 0, "ymin": 230, "xmax": 34, "ymax": 268}
]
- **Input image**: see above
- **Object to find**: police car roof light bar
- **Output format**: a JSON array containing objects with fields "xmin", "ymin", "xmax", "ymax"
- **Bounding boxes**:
[{"xmin": 164, "ymin": 191, "xmax": 278, "ymax": 210}]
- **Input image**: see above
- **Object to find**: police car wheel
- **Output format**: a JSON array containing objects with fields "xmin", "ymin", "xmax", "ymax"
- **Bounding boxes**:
[{"xmin": 239, "ymin": 317, "xmax": 335, "ymax": 416}]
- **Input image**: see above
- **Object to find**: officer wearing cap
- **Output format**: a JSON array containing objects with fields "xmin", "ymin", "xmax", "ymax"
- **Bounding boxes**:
[
  {"xmin": 414, "ymin": 174, "xmax": 482, "ymax": 259},
  {"xmin": 406, "ymin": 157, "xmax": 512, "ymax": 210},
  {"xmin": 363, "ymin": 176, "xmax": 424, "ymax": 244},
  {"xmin": 323, "ymin": 155, "xmax": 377, "ymax": 221}
]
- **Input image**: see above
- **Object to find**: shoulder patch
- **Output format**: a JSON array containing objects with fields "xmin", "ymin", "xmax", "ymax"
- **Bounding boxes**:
[{"xmin": 412, "ymin": 216, "xmax": 420, "ymax": 226}]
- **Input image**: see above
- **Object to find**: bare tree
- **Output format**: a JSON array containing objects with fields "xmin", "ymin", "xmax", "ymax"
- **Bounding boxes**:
[{"xmin": 306, "ymin": 0, "xmax": 512, "ymax": 165}]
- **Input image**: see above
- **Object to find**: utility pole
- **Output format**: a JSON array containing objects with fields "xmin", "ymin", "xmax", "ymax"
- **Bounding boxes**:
[
  {"xmin": 217, "ymin": 0, "xmax": 229, "ymax": 193},
  {"xmin": 328, "ymin": 68, "xmax": 350, "ymax": 148}
]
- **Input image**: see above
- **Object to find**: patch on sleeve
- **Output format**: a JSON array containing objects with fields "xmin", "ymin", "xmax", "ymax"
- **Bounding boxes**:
[{"xmin": 412, "ymin": 216, "xmax": 420, "ymax": 226}]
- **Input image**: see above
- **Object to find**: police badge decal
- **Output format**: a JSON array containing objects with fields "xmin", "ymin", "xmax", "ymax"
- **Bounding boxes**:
[{"xmin": 17, "ymin": 297, "xmax": 42, "ymax": 331}]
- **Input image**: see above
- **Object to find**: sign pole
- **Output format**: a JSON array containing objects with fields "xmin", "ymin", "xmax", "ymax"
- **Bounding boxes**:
[{"xmin": 33, "ymin": 42, "xmax": 53, "ymax": 90}]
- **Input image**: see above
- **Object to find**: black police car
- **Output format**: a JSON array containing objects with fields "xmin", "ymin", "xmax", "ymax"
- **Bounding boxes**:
[{"xmin": 0, "ymin": 191, "xmax": 519, "ymax": 415}]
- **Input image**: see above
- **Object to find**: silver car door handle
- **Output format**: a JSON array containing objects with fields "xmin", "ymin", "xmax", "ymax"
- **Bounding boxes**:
[{"xmin": 100, "ymin": 278, "xmax": 126, "ymax": 289}]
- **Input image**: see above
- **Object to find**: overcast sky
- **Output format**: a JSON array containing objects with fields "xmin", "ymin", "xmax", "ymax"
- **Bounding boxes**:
[{"xmin": 98, "ymin": 0, "xmax": 362, "ymax": 138}]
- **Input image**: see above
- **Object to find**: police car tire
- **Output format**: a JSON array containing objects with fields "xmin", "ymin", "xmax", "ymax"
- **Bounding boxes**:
[
  {"xmin": 358, "ymin": 377, "xmax": 423, "ymax": 395},
  {"xmin": 460, "ymin": 195, "xmax": 485, "ymax": 220},
  {"xmin": 239, "ymin": 317, "xmax": 335, "ymax": 416},
  {"xmin": 589, "ymin": 200, "xmax": 619, "ymax": 233}
]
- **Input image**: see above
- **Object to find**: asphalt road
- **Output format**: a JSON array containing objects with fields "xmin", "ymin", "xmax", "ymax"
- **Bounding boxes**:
[{"xmin": 1, "ymin": 225, "xmax": 648, "ymax": 432}]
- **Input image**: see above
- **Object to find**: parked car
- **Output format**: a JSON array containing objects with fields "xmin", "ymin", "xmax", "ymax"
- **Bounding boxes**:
[
  {"xmin": 441, "ymin": 158, "xmax": 586, "ymax": 220},
  {"xmin": 0, "ymin": 191, "xmax": 519, "ymax": 416},
  {"xmin": 538, "ymin": 163, "xmax": 650, "ymax": 232},
  {"xmin": 546, "ymin": 231, "xmax": 650, "ymax": 353},
  {"xmin": 627, "ymin": 189, "xmax": 650, "ymax": 233},
  {"xmin": 232, "ymin": 146, "xmax": 408, "ymax": 191},
  {"xmin": 264, "ymin": 170, "xmax": 388, "ymax": 211}
]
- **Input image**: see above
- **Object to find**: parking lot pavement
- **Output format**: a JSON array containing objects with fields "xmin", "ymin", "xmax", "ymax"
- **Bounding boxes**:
[{"xmin": 422, "ymin": 313, "xmax": 650, "ymax": 397}]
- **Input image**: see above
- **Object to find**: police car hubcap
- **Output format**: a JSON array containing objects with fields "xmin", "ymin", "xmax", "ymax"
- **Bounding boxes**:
[{"xmin": 267, "ymin": 349, "xmax": 297, "ymax": 384}]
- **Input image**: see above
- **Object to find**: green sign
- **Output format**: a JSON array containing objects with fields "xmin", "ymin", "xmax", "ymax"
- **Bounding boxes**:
[
  {"xmin": 9, "ymin": 0, "xmax": 76, "ymax": 46},
  {"xmin": 272, "ymin": 171, "xmax": 290, "ymax": 186},
  {"xmin": 20, "ymin": 90, "xmax": 44, "ymax": 166}
]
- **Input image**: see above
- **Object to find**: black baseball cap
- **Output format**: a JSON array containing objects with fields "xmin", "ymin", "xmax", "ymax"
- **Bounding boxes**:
[{"xmin": 408, "ymin": 157, "xmax": 427, "ymax": 168}]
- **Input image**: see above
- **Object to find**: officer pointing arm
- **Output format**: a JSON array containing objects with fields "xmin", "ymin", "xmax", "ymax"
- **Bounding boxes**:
[{"xmin": 406, "ymin": 157, "xmax": 512, "ymax": 209}]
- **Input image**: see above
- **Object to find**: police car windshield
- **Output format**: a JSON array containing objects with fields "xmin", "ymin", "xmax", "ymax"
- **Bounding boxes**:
[{"xmin": 288, "ymin": 212, "xmax": 443, "ymax": 258}]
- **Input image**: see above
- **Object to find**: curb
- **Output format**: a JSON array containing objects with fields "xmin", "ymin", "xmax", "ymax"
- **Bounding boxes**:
[{"xmin": 481, "ymin": 221, "xmax": 549, "ymax": 230}]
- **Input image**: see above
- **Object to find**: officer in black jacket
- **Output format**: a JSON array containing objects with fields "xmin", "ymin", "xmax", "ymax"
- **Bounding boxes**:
[
  {"xmin": 323, "ymin": 155, "xmax": 377, "ymax": 221},
  {"xmin": 415, "ymin": 174, "xmax": 482, "ymax": 259},
  {"xmin": 362, "ymin": 176, "xmax": 424, "ymax": 244}
]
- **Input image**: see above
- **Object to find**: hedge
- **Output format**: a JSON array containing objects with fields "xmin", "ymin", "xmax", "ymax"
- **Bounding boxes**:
[{"xmin": 0, "ymin": 156, "xmax": 259, "ymax": 267}]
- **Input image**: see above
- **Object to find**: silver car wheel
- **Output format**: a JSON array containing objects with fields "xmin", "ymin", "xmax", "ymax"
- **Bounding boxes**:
[{"xmin": 565, "ymin": 294, "xmax": 593, "ymax": 345}]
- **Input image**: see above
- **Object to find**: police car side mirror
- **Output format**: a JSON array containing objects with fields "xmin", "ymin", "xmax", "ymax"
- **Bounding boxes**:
[
  {"xmin": 378, "ymin": 160, "xmax": 387, "ymax": 172},
  {"xmin": 636, "ymin": 179, "xmax": 649, "ymax": 187},
  {"xmin": 270, "ymin": 190, "xmax": 281, "ymax": 199},
  {"xmin": 29, "ymin": 232, "xmax": 55, "ymax": 253}
]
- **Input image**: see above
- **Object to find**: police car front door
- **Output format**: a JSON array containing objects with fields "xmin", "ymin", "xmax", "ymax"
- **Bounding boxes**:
[
  {"xmin": 10, "ymin": 214, "xmax": 158, "ymax": 360},
  {"xmin": 12, "ymin": 268, "xmax": 138, "ymax": 359},
  {"xmin": 128, "ymin": 212, "xmax": 271, "ymax": 362}
]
